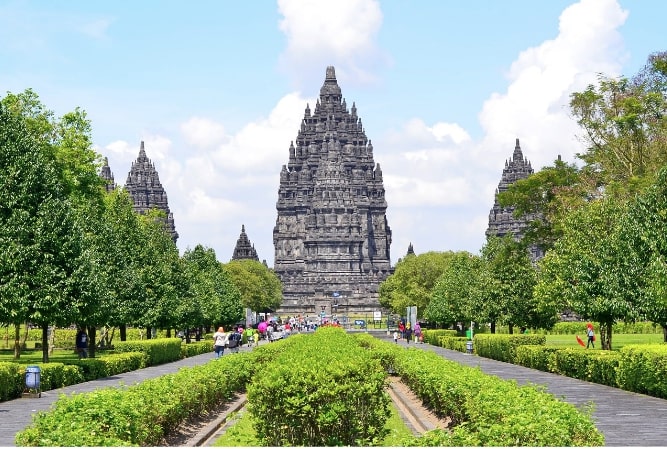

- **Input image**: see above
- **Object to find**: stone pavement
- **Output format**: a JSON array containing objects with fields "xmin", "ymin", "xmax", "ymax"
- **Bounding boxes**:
[
  {"xmin": 2, "ymin": 332, "xmax": 667, "ymax": 446},
  {"xmin": 387, "ymin": 334, "xmax": 667, "ymax": 447},
  {"xmin": 0, "ymin": 340, "xmax": 262, "ymax": 447}
]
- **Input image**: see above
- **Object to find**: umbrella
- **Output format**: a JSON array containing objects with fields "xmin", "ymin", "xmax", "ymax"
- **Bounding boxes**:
[
  {"xmin": 258, "ymin": 321, "xmax": 268, "ymax": 333},
  {"xmin": 576, "ymin": 335, "xmax": 586, "ymax": 347}
]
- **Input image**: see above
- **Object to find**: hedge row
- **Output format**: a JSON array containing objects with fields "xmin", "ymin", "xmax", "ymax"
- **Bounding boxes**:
[
  {"xmin": 2, "ymin": 327, "xmax": 175, "ymax": 350},
  {"xmin": 247, "ymin": 327, "xmax": 391, "ymax": 446},
  {"xmin": 470, "ymin": 336, "xmax": 667, "ymax": 398},
  {"xmin": 0, "ymin": 352, "xmax": 147, "ymax": 401},
  {"xmin": 354, "ymin": 334, "xmax": 604, "ymax": 446},
  {"xmin": 16, "ymin": 338, "xmax": 296, "ymax": 446},
  {"xmin": 1, "ymin": 339, "xmax": 208, "ymax": 402}
]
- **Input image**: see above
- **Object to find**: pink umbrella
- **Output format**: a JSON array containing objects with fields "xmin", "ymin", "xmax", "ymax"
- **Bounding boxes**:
[{"xmin": 258, "ymin": 321, "xmax": 268, "ymax": 333}]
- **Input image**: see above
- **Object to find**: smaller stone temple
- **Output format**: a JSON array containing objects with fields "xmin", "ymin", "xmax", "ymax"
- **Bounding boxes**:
[
  {"xmin": 99, "ymin": 157, "xmax": 116, "ymax": 193},
  {"xmin": 124, "ymin": 141, "xmax": 179, "ymax": 243},
  {"xmin": 232, "ymin": 225, "xmax": 259, "ymax": 261},
  {"xmin": 486, "ymin": 138, "xmax": 543, "ymax": 261}
]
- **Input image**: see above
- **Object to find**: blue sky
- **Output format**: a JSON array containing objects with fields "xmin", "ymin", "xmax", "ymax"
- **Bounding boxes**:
[{"xmin": 1, "ymin": 0, "xmax": 664, "ymax": 265}]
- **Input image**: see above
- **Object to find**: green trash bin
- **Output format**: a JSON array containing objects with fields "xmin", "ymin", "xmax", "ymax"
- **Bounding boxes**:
[{"xmin": 465, "ymin": 329, "xmax": 472, "ymax": 339}]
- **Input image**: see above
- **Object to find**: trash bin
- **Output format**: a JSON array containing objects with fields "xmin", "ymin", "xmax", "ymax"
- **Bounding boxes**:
[
  {"xmin": 25, "ymin": 365, "xmax": 41, "ymax": 397},
  {"xmin": 466, "ymin": 340, "xmax": 473, "ymax": 354}
]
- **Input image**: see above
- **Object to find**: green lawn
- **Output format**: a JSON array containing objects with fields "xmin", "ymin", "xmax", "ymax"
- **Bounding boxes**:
[
  {"xmin": 546, "ymin": 332, "xmax": 664, "ymax": 350},
  {"xmin": 0, "ymin": 349, "xmax": 81, "ymax": 364}
]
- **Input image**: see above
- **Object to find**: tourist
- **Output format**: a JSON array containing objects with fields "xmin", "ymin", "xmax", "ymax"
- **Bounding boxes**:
[
  {"xmin": 393, "ymin": 330, "xmax": 398, "ymax": 343},
  {"xmin": 398, "ymin": 321, "xmax": 405, "ymax": 339},
  {"xmin": 227, "ymin": 326, "xmax": 242, "ymax": 353},
  {"xmin": 405, "ymin": 325, "xmax": 412, "ymax": 344},
  {"xmin": 213, "ymin": 327, "xmax": 227, "ymax": 358},
  {"xmin": 413, "ymin": 322, "xmax": 422, "ymax": 344},
  {"xmin": 75, "ymin": 327, "xmax": 88, "ymax": 359},
  {"xmin": 253, "ymin": 329, "xmax": 259, "ymax": 347},
  {"xmin": 586, "ymin": 324, "xmax": 595, "ymax": 349}
]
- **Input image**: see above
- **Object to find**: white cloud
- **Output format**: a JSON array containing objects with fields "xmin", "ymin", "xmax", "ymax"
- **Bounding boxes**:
[
  {"xmin": 181, "ymin": 117, "xmax": 227, "ymax": 149},
  {"xmin": 476, "ymin": 0, "xmax": 628, "ymax": 170},
  {"xmin": 277, "ymin": 0, "xmax": 386, "ymax": 86},
  {"xmin": 211, "ymin": 93, "xmax": 313, "ymax": 172},
  {"xmin": 79, "ymin": 17, "xmax": 114, "ymax": 41}
]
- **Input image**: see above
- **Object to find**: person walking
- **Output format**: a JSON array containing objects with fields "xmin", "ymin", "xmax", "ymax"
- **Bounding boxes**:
[
  {"xmin": 213, "ymin": 327, "xmax": 227, "ymax": 358},
  {"xmin": 413, "ymin": 322, "xmax": 422, "ymax": 344},
  {"xmin": 75, "ymin": 327, "xmax": 88, "ymax": 359},
  {"xmin": 586, "ymin": 324, "xmax": 595, "ymax": 349}
]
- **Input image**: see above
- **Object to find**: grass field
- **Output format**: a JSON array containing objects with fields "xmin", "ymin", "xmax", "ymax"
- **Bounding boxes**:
[
  {"xmin": 545, "ymin": 333, "xmax": 664, "ymax": 349},
  {"xmin": 0, "ymin": 349, "xmax": 83, "ymax": 364}
]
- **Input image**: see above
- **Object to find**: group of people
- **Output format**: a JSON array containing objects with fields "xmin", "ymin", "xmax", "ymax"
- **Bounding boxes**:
[
  {"xmin": 393, "ymin": 320, "xmax": 423, "ymax": 344},
  {"xmin": 212, "ymin": 325, "xmax": 260, "ymax": 358}
]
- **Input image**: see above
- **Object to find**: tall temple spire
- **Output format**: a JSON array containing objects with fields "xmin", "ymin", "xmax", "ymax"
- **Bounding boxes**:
[
  {"xmin": 99, "ymin": 157, "xmax": 116, "ymax": 193},
  {"xmin": 486, "ymin": 138, "xmax": 542, "ymax": 261},
  {"xmin": 125, "ymin": 141, "xmax": 178, "ymax": 243},
  {"xmin": 273, "ymin": 65, "xmax": 393, "ymax": 315},
  {"xmin": 232, "ymin": 224, "xmax": 259, "ymax": 261}
]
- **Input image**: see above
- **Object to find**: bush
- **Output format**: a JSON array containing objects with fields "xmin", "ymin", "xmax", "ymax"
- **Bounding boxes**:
[
  {"xmin": 0, "ymin": 362, "xmax": 23, "ymax": 401},
  {"xmin": 474, "ymin": 334, "xmax": 546, "ymax": 363},
  {"xmin": 113, "ymin": 338, "xmax": 182, "ymax": 366},
  {"xmin": 617, "ymin": 344, "xmax": 667, "ymax": 398},
  {"xmin": 515, "ymin": 345, "xmax": 559, "ymax": 372},
  {"xmin": 247, "ymin": 327, "xmax": 391, "ymax": 446},
  {"xmin": 437, "ymin": 336, "xmax": 468, "ymax": 352}
]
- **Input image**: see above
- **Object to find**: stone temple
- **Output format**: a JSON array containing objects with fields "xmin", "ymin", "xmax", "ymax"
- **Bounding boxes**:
[
  {"xmin": 232, "ymin": 225, "xmax": 259, "ymax": 261},
  {"xmin": 124, "ymin": 141, "xmax": 179, "ymax": 243},
  {"xmin": 486, "ymin": 138, "xmax": 543, "ymax": 261},
  {"xmin": 273, "ymin": 66, "xmax": 393, "ymax": 316}
]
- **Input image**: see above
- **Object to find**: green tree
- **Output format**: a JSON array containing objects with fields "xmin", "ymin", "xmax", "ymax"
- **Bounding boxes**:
[
  {"xmin": 0, "ymin": 102, "xmax": 81, "ymax": 361},
  {"xmin": 378, "ymin": 251, "xmax": 456, "ymax": 316},
  {"xmin": 617, "ymin": 166, "xmax": 667, "ymax": 341},
  {"xmin": 479, "ymin": 236, "xmax": 540, "ymax": 333},
  {"xmin": 497, "ymin": 157, "xmax": 588, "ymax": 253},
  {"xmin": 534, "ymin": 198, "xmax": 637, "ymax": 349},
  {"xmin": 223, "ymin": 259, "xmax": 282, "ymax": 316},
  {"xmin": 426, "ymin": 251, "xmax": 483, "ymax": 329},
  {"xmin": 570, "ymin": 51, "xmax": 667, "ymax": 198}
]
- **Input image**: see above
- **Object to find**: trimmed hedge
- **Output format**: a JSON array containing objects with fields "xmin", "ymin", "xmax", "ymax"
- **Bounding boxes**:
[
  {"xmin": 617, "ymin": 344, "xmax": 667, "ymax": 398},
  {"xmin": 437, "ymin": 335, "xmax": 468, "ymax": 352},
  {"xmin": 247, "ymin": 327, "xmax": 391, "ymax": 446},
  {"xmin": 515, "ymin": 345, "xmax": 560, "ymax": 372},
  {"xmin": 422, "ymin": 329, "xmax": 458, "ymax": 345},
  {"xmin": 473, "ymin": 334, "xmax": 546, "ymax": 363},
  {"xmin": 353, "ymin": 334, "xmax": 604, "ymax": 446},
  {"xmin": 0, "ymin": 362, "xmax": 23, "ymax": 401},
  {"xmin": 68, "ymin": 352, "xmax": 147, "ymax": 381},
  {"xmin": 113, "ymin": 338, "xmax": 182, "ymax": 366}
]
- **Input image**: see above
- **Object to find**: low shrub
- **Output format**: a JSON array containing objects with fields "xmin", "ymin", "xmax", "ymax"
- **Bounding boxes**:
[
  {"xmin": 474, "ymin": 334, "xmax": 546, "ymax": 363},
  {"xmin": 180, "ymin": 341, "xmax": 211, "ymax": 358},
  {"xmin": 437, "ymin": 336, "xmax": 468, "ymax": 352},
  {"xmin": 247, "ymin": 327, "xmax": 391, "ymax": 447},
  {"xmin": 422, "ymin": 329, "xmax": 458, "ymax": 345},
  {"xmin": 0, "ymin": 362, "xmax": 23, "ymax": 401},
  {"xmin": 617, "ymin": 344, "xmax": 667, "ymax": 398},
  {"xmin": 515, "ymin": 345, "xmax": 559, "ymax": 372},
  {"xmin": 113, "ymin": 338, "xmax": 182, "ymax": 366}
]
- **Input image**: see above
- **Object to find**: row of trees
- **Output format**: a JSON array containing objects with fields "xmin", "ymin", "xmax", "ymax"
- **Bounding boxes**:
[
  {"xmin": 380, "ymin": 51, "xmax": 667, "ymax": 350},
  {"xmin": 0, "ymin": 90, "xmax": 282, "ymax": 362}
]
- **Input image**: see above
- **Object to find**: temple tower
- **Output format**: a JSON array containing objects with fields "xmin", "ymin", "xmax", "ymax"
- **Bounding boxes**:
[
  {"xmin": 273, "ymin": 66, "xmax": 393, "ymax": 315},
  {"xmin": 232, "ymin": 224, "xmax": 259, "ymax": 261},
  {"xmin": 486, "ymin": 138, "xmax": 543, "ymax": 260},
  {"xmin": 99, "ymin": 157, "xmax": 116, "ymax": 193},
  {"xmin": 125, "ymin": 141, "xmax": 179, "ymax": 243}
]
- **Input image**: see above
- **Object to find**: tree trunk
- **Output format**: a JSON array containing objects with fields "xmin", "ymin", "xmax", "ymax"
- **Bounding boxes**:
[
  {"xmin": 508, "ymin": 323, "xmax": 514, "ymax": 335},
  {"xmin": 120, "ymin": 324, "xmax": 127, "ymax": 342},
  {"xmin": 599, "ymin": 320, "xmax": 613, "ymax": 350},
  {"xmin": 41, "ymin": 324, "xmax": 49, "ymax": 363},
  {"xmin": 490, "ymin": 321, "xmax": 496, "ymax": 334},
  {"xmin": 166, "ymin": 329, "xmax": 172, "ymax": 338},
  {"xmin": 662, "ymin": 324, "xmax": 667, "ymax": 343},
  {"xmin": 13, "ymin": 323, "xmax": 21, "ymax": 359},
  {"xmin": 87, "ymin": 326, "xmax": 97, "ymax": 359}
]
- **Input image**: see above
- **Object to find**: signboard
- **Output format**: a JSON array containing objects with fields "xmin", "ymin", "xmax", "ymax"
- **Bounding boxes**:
[
  {"xmin": 332, "ymin": 291, "xmax": 340, "ymax": 298},
  {"xmin": 354, "ymin": 319, "xmax": 366, "ymax": 327},
  {"xmin": 373, "ymin": 311, "xmax": 381, "ymax": 322}
]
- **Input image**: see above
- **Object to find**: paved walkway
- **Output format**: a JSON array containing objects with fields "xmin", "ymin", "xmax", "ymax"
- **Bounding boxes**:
[
  {"xmin": 388, "ymin": 335, "xmax": 667, "ymax": 447},
  {"xmin": 2, "ymin": 333, "xmax": 667, "ymax": 446}
]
